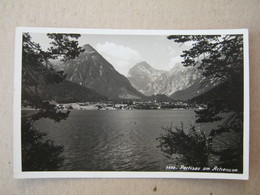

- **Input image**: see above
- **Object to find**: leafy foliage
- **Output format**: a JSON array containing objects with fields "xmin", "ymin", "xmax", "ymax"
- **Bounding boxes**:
[
  {"xmin": 157, "ymin": 34, "xmax": 244, "ymax": 171},
  {"xmin": 168, "ymin": 34, "xmax": 243, "ymax": 122},
  {"xmin": 22, "ymin": 33, "xmax": 84, "ymax": 121},
  {"xmin": 47, "ymin": 33, "xmax": 84, "ymax": 61},
  {"xmin": 22, "ymin": 117, "xmax": 64, "ymax": 171},
  {"xmin": 208, "ymin": 112, "xmax": 243, "ymax": 171},
  {"xmin": 157, "ymin": 123, "xmax": 208, "ymax": 167},
  {"xmin": 22, "ymin": 33, "xmax": 83, "ymax": 171}
]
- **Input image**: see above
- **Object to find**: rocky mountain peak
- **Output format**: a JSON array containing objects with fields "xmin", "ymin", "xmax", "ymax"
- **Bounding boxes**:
[
  {"xmin": 127, "ymin": 61, "xmax": 165, "ymax": 95},
  {"xmin": 128, "ymin": 62, "xmax": 202, "ymax": 96},
  {"xmin": 81, "ymin": 44, "xmax": 96, "ymax": 53},
  {"xmin": 134, "ymin": 61, "xmax": 152, "ymax": 69},
  {"xmin": 63, "ymin": 44, "xmax": 144, "ymax": 100},
  {"xmin": 128, "ymin": 61, "xmax": 163, "ymax": 76}
]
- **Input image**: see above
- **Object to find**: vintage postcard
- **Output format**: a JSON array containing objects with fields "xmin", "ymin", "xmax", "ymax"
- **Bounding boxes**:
[{"xmin": 13, "ymin": 28, "xmax": 249, "ymax": 179}]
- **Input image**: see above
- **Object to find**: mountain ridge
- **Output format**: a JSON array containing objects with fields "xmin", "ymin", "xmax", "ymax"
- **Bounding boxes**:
[
  {"xmin": 62, "ymin": 44, "xmax": 145, "ymax": 100},
  {"xmin": 127, "ymin": 61, "xmax": 166, "ymax": 96},
  {"xmin": 170, "ymin": 77, "xmax": 223, "ymax": 101},
  {"xmin": 23, "ymin": 59, "xmax": 107, "ymax": 103},
  {"xmin": 127, "ymin": 62, "xmax": 202, "ymax": 96}
]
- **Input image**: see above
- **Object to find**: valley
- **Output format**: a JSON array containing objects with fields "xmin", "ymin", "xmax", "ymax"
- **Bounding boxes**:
[{"xmin": 47, "ymin": 43, "xmax": 219, "ymax": 105}]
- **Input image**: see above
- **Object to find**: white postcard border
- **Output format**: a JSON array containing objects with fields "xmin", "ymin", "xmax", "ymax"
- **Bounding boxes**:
[{"xmin": 13, "ymin": 27, "xmax": 249, "ymax": 180}]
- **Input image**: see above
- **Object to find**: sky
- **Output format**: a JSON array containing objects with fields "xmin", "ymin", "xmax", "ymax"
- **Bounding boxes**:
[{"xmin": 30, "ymin": 32, "xmax": 192, "ymax": 76}]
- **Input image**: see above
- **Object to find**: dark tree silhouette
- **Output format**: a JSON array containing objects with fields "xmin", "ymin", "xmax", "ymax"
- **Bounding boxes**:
[
  {"xmin": 157, "ymin": 34, "xmax": 244, "ymax": 171},
  {"xmin": 22, "ymin": 32, "xmax": 84, "ymax": 171},
  {"xmin": 168, "ymin": 34, "xmax": 243, "ymax": 122},
  {"xmin": 157, "ymin": 123, "xmax": 208, "ymax": 167},
  {"xmin": 22, "ymin": 117, "xmax": 64, "ymax": 171}
]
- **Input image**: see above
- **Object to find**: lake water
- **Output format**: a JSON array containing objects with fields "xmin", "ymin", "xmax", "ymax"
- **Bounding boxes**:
[{"xmin": 34, "ymin": 109, "xmax": 198, "ymax": 171}]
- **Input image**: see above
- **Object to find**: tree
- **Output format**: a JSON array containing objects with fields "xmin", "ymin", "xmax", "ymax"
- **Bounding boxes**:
[
  {"xmin": 157, "ymin": 34, "xmax": 244, "ymax": 171},
  {"xmin": 22, "ymin": 32, "xmax": 84, "ymax": 171},
  {"xmin": 22, "ymin": 117, "xmax": 64, "ymax": 171},
  {"xmin": 157, "ymin": 123, "xmax": 208, "ymax": 167},
  {"xmin": 168, "ymin": 34, "xmax": 243, "ymax": 122}
]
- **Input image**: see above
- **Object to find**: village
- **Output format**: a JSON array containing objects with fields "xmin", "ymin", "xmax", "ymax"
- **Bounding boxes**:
[{"xmin": 55, "ymin": 100, "xmax": 205, "ymax": 111}]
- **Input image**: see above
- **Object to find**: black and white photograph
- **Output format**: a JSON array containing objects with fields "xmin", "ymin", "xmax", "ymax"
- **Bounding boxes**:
[{"xmin": 14, "ymin": 28, "xmax": 249, "ymax": 179}]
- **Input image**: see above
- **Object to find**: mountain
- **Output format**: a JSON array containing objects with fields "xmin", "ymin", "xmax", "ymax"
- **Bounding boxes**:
[
  {"xmin": 170, "ymin": 77, "xmax": 223, "ymax": 101},
  {"xmin": 40, "ymin": 80, "xmax": 107, "ymax": 103},
  {"xmin": 49, "ymin": 59, "xmax": 65, "ymax": 71},
  {"xmin": 144, "ymin": 94, "xmax": 173, "ymax": 102},
  {"xmin": 127, "ymin": 61, "xmax": 165, "ymax": 95},
  {"xmin": 147, "ymin": 64, "xmax": 202, "ymax": 96},
  {"xmin": 22, "ymin": 60, "xmax": 106, "ymax": 103},
  {"xmin": 127, "ymin": 62, "xmax": 202, "ymax": 96},
  {"xmin": 63, "ymin": 44, "xmax": 144, "ymax": 100}
]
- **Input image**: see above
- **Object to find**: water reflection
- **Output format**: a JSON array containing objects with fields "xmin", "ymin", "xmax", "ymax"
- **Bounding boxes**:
[{"xmin": 35, "ymin": 110, "xmax": 196, "ymax": 171}]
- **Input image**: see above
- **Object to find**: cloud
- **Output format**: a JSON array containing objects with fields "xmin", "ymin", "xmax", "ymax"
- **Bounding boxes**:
[
  {"xmin": 95, "ymin": 42, "xmax": 142, "ymax": 76},
  {"xmin": 168, "ymin": 56, "xmax": 184, "ymax": 69},
  {"xmin": 165, "ymin": 41, "xmax": 195, "ymax": 69},
  {"xmin": 168, "ymin": 46, "xmax": 178, "ymax": 56}
]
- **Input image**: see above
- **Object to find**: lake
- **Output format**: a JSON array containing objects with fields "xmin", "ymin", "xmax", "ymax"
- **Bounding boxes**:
[{"xmin": 34, "ymin": 109, "xmax": 198, "ymax": 171}]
